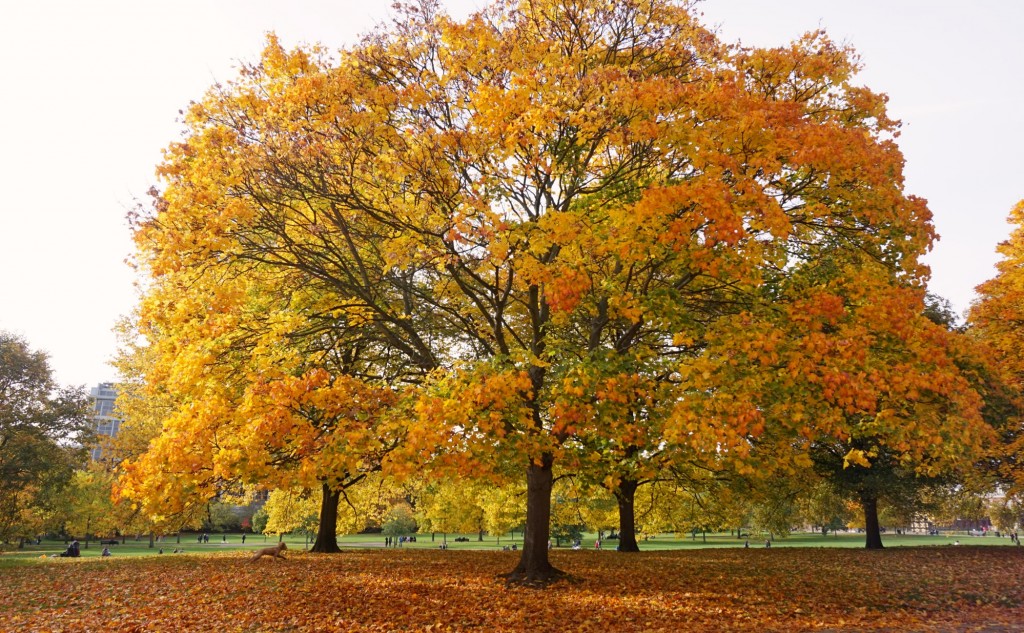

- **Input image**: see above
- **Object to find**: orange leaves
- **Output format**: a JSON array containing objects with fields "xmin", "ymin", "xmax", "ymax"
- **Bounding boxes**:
[
  {"xmin": 967, "ymin": 200, "xmax": 1024, "ymax": 491},
  {"xmin": 237, "ymin": 372, "xmax": 401, "ymax": 488},
  {"xmin": 406, "ymin": 364, "xmax": 547, "ymax": 478},
  {"xmin": 971, "ymin": 200, "xmax": 1024, "ymax": 384},
  {"xmin": 6, "ymin": 548, "xmax": 1024, "ymax": 631},
  {"xmin": 673, "ymin": 251, "xmax": 991, "ymax": 482},
  {"xmin": 121, "ymin": 0, "xmax": 994, "ymax": 562}
]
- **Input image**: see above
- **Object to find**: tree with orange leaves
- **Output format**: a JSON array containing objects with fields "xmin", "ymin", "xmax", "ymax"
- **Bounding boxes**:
[
  {"xmin": 114, "ymin": 256, "xmax": 406, "ymax": 553},
  {"xmin": 968, "ymin": 200, "xmax": 1024, "ymax": 495},
  {"xmin": 134, "ymin": 0, "xmax": 947, "ymax": 581},
  {"xmin": 971, "ymin": 201, "xmax": 1024, "ymax": 386},
  {"xmin": 675, "ymin": 250, "xmax": 992, "ymax": 548}
]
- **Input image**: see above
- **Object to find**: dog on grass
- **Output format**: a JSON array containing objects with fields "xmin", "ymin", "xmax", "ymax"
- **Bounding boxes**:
[{"xmin": 250, "ymin": 541, "xmax": 287, "ymax": 561}]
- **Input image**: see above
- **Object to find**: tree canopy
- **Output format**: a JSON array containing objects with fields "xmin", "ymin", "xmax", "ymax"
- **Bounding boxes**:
[
  {"xmin": 121, "ymin": 0, "xmax": 998, "ymax": 579},
  {"xmin": 969, "ymin": 199, "xmax": 1024, "ymax": 494},
  {"xmin": 0, "ymin": 332, "xmax": 90, "ymax": 543}
]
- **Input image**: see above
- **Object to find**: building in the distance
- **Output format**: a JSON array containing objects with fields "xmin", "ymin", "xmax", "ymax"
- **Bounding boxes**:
[{"xmin": 89, "ymin": 382, "xmax": 121, "ymax": 461}]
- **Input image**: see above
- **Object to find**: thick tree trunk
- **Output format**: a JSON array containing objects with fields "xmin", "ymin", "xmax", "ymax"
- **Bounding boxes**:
[
  {"xmin": 311, "ymin": 483, "xmax": 342, "ymax": 553},
  {"xmin": 861, "ymin": 493, "xmax": 884, "ymax": 550},
  {"xmin": 505, "ymin": 454, "xmax": 562, "ymax": 584},
  {"xmin": 614, "ymin": 478, "xmax": 641, "ymax": 552}
]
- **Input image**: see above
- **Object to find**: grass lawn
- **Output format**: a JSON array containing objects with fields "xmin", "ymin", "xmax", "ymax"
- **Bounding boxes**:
[
  {"xmin": 2, "ymin": 529, "xmax": 1014, "ymax": 566},
  {"xmin": 1, "ymin": 545, "xmax": 1022, "ymax": 631}
]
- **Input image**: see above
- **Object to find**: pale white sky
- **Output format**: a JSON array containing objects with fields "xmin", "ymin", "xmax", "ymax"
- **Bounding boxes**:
[{"xmin": 0, "ymin": 1, "xmax": 1020, "ymax": 388}]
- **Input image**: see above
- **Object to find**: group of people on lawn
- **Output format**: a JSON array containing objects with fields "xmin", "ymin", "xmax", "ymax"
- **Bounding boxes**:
[{"xmin": 57, "ymin": 540, "xmax": 111, "ymax": 557}]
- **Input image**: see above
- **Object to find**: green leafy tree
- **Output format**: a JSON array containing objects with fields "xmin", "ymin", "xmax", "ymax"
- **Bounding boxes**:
[
  {"xmin": 206, "ymin": 501, "xmax": 245, "ymax": 533},
  {"xmin": 799, "ymin": 480, "xmax": 851, "ymax": 536},
  {"xmin": 381, "ymin": 503, "xmax": 418, "ymax": 541},
  {"xmin": 251, "ymin": 506, "xmax": 269, "ymax": 535},
  {"xmin": 0, "ymin": 332, "xmax": 90, "ymax": 545}
]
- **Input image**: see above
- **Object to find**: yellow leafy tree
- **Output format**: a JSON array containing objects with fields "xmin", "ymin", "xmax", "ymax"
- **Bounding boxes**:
[
  {"xmin": 478, "ymin": 481, "xmax": 527, "ymax": 545},
  {"xmin": 117, "ymin": 246, "xmax": 407, "ymax": 553},
  {"xmin": 968, "ymin": 199, "xmax": 1024, "ymax": 495},
  {"xmin": 133, "ymin": 0, "xmax": 956, "ymax": 581},
  {"xmin": 62, "ymin": 466, "xmax": 120, "ymax": 550},
  {"xmin": 262, "ymin": 488, "xmax": 319, "ymax": 540},
  {"xmin": 416, "ymin": 479, "xmax": 489, "ymax": 543}
]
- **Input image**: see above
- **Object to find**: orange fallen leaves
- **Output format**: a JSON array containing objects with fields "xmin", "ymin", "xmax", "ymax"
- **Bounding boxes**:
[{"xmin": 3, "ymin": 547, "xmax": 1022, "ymax": 631}]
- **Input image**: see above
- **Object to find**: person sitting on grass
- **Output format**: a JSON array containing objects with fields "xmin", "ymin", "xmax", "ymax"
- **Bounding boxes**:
[{"xmin": 60, "ymin": 540, "xmax": 81, "ymax": 557}]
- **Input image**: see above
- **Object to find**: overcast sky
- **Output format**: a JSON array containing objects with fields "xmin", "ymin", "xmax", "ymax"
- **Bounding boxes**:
[{"xmin": 1, "ymin": 0, "xmax": 1020, "ymax": 388}]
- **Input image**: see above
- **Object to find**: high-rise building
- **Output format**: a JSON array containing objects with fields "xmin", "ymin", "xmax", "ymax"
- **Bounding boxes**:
[{"xmin": 89, "ymin": 383, "xmax": 121, "ymax": 461}]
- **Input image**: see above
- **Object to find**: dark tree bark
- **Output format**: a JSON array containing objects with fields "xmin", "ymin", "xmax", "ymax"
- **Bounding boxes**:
[
  {"xmin": 614, "ymin": 478, "xmax": 641, "ymax": 552},
  {"xmin": 505, "ymin": 454, "xmax": 562, "ymax": 584},
  {"xmin": 311, "ymin": 483, "xmax": 342, "ymax": 553},
  {"xmin": 861, "ymin": 493, "xmax": 884, "ymax": 550}
]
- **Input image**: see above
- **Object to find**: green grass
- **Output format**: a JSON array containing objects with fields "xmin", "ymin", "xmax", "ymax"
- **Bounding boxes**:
[{"xmin": 1, "ymin": 528, "xmax": 1015, "ymax": 567}]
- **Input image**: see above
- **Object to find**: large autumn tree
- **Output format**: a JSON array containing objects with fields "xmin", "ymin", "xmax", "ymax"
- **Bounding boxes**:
[
  {"xmin": 676, "ymin": 251, "xmax": 992, "ymax": 549},
  {"xmin": 968, "ymin": 199, "xmax": 1024, "ymax": 493},
  {"xmin": 134, "ymin": 0, "xmax": 945, "ymax": 581},
  {"xmin": 971, "ymin": 201, "xmax": 1024, "ymax": 385},
  {"xmin": 115, "ymin": 261, "xmax": 406, "ymax": 552}
]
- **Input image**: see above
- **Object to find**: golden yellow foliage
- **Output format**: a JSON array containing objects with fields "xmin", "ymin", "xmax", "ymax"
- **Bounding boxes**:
[{"xmin": 127, "ymin": 0, "xmax": 969, "ymax": 576}]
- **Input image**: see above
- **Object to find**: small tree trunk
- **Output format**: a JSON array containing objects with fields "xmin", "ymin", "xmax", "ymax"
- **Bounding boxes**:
[
  {"xmin": 505, "ymin": 454, "xmax": 562, "ymax": 584},
  {"xmin": 861, "ymin": 493, "xmax": 884, "ymax": 550},
  {"xmin": 614, "ymin": 478, "xmax": 641, "ymax": 552},
  {"xmin": 311, "ymin": 483, "xmax": 342, "ymax": 553}
]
